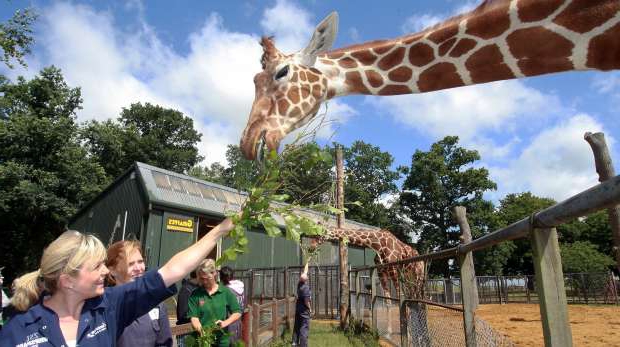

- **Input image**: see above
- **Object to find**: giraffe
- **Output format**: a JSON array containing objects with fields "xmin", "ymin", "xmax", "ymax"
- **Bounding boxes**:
[
  {"xmin": 310, "ymin": 226, "xmax": 425, "ymax": 299},
  {"xmin": 240, "ymin": 0, "xmax": 620, "ymax": 160}
]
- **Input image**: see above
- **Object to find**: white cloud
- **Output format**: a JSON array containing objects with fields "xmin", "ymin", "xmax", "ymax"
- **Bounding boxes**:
[
  {"xmin": 19, "ymin": 0, "xmax": 344, "ymax": 167},
  {"xmin": 368, "ymin": 80, "xmax": 561, "ymax": 146},
  {"xmin": 260, "ymin": 0, "xmax": 314, "ymax": 52},
  {"xmin": 489, "ymin": 114, "xmax": 608, "ymax": 201},
  {"xmin": 401, "ymin": 0, "xmax": 478, "ymax": 34}
]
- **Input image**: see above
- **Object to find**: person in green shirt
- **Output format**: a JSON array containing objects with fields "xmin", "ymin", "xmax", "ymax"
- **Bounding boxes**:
[{"xmin": 188, "ymin": 259, "xmax": 241, "ymax": 346}]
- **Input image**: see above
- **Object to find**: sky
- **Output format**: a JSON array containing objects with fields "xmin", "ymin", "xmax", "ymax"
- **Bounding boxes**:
[{"xmin": 1, "ymin": 0, "xmax": 619, "ymax": 204}]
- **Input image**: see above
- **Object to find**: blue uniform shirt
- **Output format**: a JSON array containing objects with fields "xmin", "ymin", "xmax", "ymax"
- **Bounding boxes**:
[{"xmin": 0, "ymin": 270, "xmax": 177, "ymax": 347}]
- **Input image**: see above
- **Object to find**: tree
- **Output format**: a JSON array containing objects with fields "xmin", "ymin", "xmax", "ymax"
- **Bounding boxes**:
[
  {"xmin": 0, "ymin": 67, "xmax": 107, "ymax": 282},
  {"xmin": 559, "ymin": 210, "xmax": 613, "ymax": 257},
  {"xmin": 0, "ymin": 7, "xmax": 36, "ymax": 68},
  {"xmin": 187, "ymin": 162, "xmax": 227, "ymax": 185},
  {"xmin": 342, "ymin": 141, "xmax": 400, "ymax": 226},
  {"xmin": 561, "ymin": 241, "xmax": 615, "ymax": 273},
  {"xmin": 218, "ymin": 144, "xmax": 261, "ymax": 191},
  {"xmin": 397, "ymin": 136, "xmax": 497, "ymax": 276},
  {"xmin": 495, "ymin": 192, "xmax": 555, "ymax": 275},
  {"xmin": 82, "ymin": 102, "xmax": 203, "ymax": 178}
]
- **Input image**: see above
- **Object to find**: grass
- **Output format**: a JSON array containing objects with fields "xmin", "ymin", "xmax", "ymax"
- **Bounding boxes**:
[{"xmin": 268, "ymin": 320, "xmax": 381, "ymax": 347}]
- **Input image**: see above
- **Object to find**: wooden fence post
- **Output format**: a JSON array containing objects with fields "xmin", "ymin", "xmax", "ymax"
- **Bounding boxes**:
[
  {"xmin": 370, "ymin": 268, "xmax": 377, "ymax": 330},
  {"xmin": 454, "ymin": 206, "xmax": 479, "ymax": 347},
  {"xmin": 531, "ymin": 227, "xmax": 573, "ymax": 346},
  {"xmin": 271, "ymin": 298, "xmax": 278, "ymax": 339},
  {"xmin": 585, "ymin": 132, "xmax": 620, "ymax": 274},
  {"xmin": 399, "ymin": 282, "xmax": 409, "ymax": 347},
  {"xmin": 252, "ymin": 303, "xmax": 260, "ymax": 347},
  {"xmin": 356, "ymin": 270, "xmax": 362, "ymax": 321}
]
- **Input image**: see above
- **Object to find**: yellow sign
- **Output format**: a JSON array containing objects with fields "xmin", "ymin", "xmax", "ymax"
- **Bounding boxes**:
[{"xmin": 166, "ymin": 217, "xmax": 194, "ymax": 233}]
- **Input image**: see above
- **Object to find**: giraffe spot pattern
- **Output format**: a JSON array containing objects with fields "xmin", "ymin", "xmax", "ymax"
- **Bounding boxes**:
[
  {"xmin": 507, "ymin": 27, "xmax": 573, "ymax": 76},
  {"xmin": 289, "ymin": 72, "xmax": 298, "ymax": 83},
  {"xmin": 277, "ymin": 99, "xmax": 289, "ymax": 115},
  {"xmin": 388, "ymin": 66, "xmax": 413, "ymax": 82},
  {"xmin": 378, "ymin": 46, "xmax": 406, "ymax": 71},
  {"xmin": 319, "ymin": 58, "xmax": 335, "ymax": 65},
  {"xmin": 418, "ymin": 62, "xmax": 464, "ymax": 92},
  {"xmin": 300, "ymin": 87, "xmax": 310, "ymax": 99},
  {"xmin": 428, "ymin": 23, "xmax": 458, "ymax": 44},
  {"xmin": 517, "ymin": 0, "xmax": 563, "ymax": 22},
  {"xmin": 287, "ymin": 87, "xmax": 300, "ymax": 104},
  {"xmin": 466, "ymin": 0, "xmax": 510, "ymax": 39},
  {"xmin": 311, "ymin": 84, "xmax": 322, "ymax": 98},
  {"xmin": 438, "ymin": 37, "xmax": 457, "ymax": 56},
  {"xmin": 466, "ymin": 44, "xmax": 515, "ymax": 83},
  {"xmin": 450, "ymin": 38, "xmax": 477, "ymax": 58},
  {"xmin": 289, "ymin": 106, "xmax": 302, "ymax": 118},
  {"xmin": 300, "ymin": 71, "xmax": 307, "ymax": 81},
  {"xmin": 338, "ymin": 57, "xmax": 358, "ymax": 68},
  {"xmin": 588, "ymin": 23, "xmax": 620, "ymax": 70},
  {"xmin": 351, "ymin": 50, "xmax": 378, "ymax": 65},
  {"xmin": 301, "ymin": 102, "xmax": 311, "ymax": 112},
  {"xmin": 365, "ymin": 70, "xmax": 384, "ymax": 88},
  {"xmin": 378, "ymin": 84, "xmax": 412, "ymax": 95},
  {"xmin": 373, "ymin": 44, "xmax": 393, "ymax": 55},
  {"xmin": 554, "ymin": 0, "xmax": 620, "ymax": 34},
  {"xmin": 307, "ymin": 72, "xmax": 319, "ymax": 83},
  {"xmin": 409, "ymin": 42, "xmax": 434, "ymax": 67},
  {"xmin": 345, "ymin": 71, "xmax": 370, "ymax": 94}
]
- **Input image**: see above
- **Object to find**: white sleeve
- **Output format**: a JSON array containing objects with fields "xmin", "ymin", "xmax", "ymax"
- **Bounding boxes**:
[{"xmin": 1, "ymin": 289, "xmax": 9, "ymax": 308}]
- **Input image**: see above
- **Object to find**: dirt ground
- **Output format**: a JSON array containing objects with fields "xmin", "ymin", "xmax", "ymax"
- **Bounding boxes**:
[{"xmin": 476, "ymin": 304, "xmax": 620, "ymax": 347}]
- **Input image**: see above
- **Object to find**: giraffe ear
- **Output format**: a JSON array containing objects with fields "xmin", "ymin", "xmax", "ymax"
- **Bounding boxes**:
[{"xmin": 299, "ymin": 11, "xmax": 338, "ymax": 67}]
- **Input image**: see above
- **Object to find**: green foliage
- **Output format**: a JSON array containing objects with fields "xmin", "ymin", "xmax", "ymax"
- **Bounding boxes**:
[
  {"xmin": 560, "ymin": 241, "xmax": 614, "ymax": 273},
  {"xmin": 0, "ymin": 67, "xmax": 107, "ymax": 282},
  {"xmin": 396, "ymin": 136, "xmax": 496, "ymax": 276},
  {"xmin": 217, "ymin": 146, "xmax": 334, "ymax": 266},
  {"xmin": 81, "ymin": 102, "xmax": 203, "ymax": 178},
  {"xmin": 0, "ymin": 7, "xmax": 36, "ymax": 68},
  {"xmin": 342, "ymin": 141, "xmax": 402, "ymax": 237},
  {"xmin": 184, "ymin": 325, "xmax": 228, "ymax": 347},
  {"xmin": 187, "ymin": 162, "xmax": 227, "ymax": 185},
  {"xmin": 342, "ymin": 319, "xmax": 380, "ymax": 347},
  {"xmin": 493, "ymin": 192, "xmax": 555, "ymax": 275}
]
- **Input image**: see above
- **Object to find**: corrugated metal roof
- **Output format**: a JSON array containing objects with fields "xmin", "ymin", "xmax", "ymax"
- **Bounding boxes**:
[{"xmin": 135, "ymin": 162, "xmax": 379, "ymax": 231}]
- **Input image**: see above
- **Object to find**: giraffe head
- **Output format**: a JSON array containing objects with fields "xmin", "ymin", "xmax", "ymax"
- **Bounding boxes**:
[{"xmin": 240, "ymin": 12, "xmax": 338, "ymax": 160}]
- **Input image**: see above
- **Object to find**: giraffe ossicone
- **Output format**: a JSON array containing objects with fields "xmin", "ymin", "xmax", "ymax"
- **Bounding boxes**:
[{"xmin": 241, "ymin": 0, "xmax": 620, "ymax": 160}]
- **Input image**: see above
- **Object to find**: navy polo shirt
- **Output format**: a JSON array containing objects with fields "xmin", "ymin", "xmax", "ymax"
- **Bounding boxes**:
[{"xmin": 0, "ymin": 270, "xmax": 177, "ymax": 347}]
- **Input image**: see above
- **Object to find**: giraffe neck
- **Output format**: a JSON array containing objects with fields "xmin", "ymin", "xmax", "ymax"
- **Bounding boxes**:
[
  {"xmin": 315, "ymin": 0, "xmax": 620, "ymax": 97},
  {"xmin": 321, "ymin": 227, "xmax": 414, "ymax": 261}
]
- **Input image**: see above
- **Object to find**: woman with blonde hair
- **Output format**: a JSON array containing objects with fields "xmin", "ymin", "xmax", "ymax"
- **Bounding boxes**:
[
  {"xmin": 106, "ymin": 240, "xmax": 172, "ymax": 346},
  {"xmin": 0, "ymin": 218, "xmax": 234, "ymax": 347},
  {"xmin": 188, "ymin": 259, "xmax": 241, "ymax": 347}
]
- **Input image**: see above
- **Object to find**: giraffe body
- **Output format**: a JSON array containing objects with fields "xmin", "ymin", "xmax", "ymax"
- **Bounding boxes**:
[
  {"xmin": 314, "ymin": 227, "xmax": 425, "ymax": 298},
  {"xmin": 241, "ymin": 0, "xmax": 620, "ymax": 160}
]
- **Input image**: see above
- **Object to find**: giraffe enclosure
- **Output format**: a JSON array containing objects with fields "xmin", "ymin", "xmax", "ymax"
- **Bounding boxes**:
[{"xmin": 476, "ymin": 304, "xmax": 620, "ymax": 347}]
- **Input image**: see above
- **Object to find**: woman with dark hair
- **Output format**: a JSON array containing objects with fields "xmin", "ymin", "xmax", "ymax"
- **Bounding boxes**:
[{"xmin": 219, "ymin": 266, "xmax": 245, "ymax": 344}]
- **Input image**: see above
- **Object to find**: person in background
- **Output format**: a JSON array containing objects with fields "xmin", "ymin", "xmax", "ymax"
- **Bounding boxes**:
[
  {"xmin": 176, "ymin": 270, "xmax": 199, "ymax": 325},
  {"xmin": 0, "ymin": 270, "xmax": 7, "ymax": 328},
  {"xmin": 219, "ymin": 266, "xmax": 245, "ymax": 345},
  {"xmin": 107, "ymin": 240, "xmax": 172, "ymax": 347},
  {"xmin": 188, "ymin": 259, "xmax": 241, "ymax": 347},
  {"xmin": 292, "ymin": 263, "xmax": 312, "ymax": 347},
  {"xmin": 0, "ymin": 218, "xmax": 235, "ymax": 347}
]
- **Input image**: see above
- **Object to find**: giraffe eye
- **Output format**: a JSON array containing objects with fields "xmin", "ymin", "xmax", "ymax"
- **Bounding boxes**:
[{"xmin": 274, "ymin": 65, "xmax": 289, "ymax": 80}]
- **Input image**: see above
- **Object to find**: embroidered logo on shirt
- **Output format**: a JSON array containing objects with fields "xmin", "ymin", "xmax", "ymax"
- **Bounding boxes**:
[
  {"xmin": 148, "ymin": 307, "xmax": 159, "ymax": 320},
  {"xmin": 86, "ymin": 322, "xmax": 107, "ymax": 338},
  {"xmin": 16, "ymin": 333, "xmax": 48, "ymax": 347},
  {"xmin": 199, "ymin": 299, "xmax": 205, "ymax": 307}
]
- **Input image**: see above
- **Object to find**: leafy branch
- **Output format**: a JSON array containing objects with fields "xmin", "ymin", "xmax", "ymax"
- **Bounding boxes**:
[{"xmin": 217, "ymin": 144, "xmax": 339, "ymax": 266}]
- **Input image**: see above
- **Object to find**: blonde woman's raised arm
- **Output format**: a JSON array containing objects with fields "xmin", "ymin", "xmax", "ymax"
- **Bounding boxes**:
[{"xmin": 158, "ymin": 218, "xmax": 234, "ymax": 287}]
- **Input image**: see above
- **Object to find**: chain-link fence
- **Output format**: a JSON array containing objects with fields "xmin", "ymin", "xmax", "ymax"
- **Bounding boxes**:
[{"xmin": 349, "ymin": 260, "xmax": 518, "ymax": 347}]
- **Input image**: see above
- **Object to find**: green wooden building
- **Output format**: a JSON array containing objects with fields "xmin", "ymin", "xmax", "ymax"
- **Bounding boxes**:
[{"xmin": 69, "ymin": 162, "xmax": 377, "ymax": 270}]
